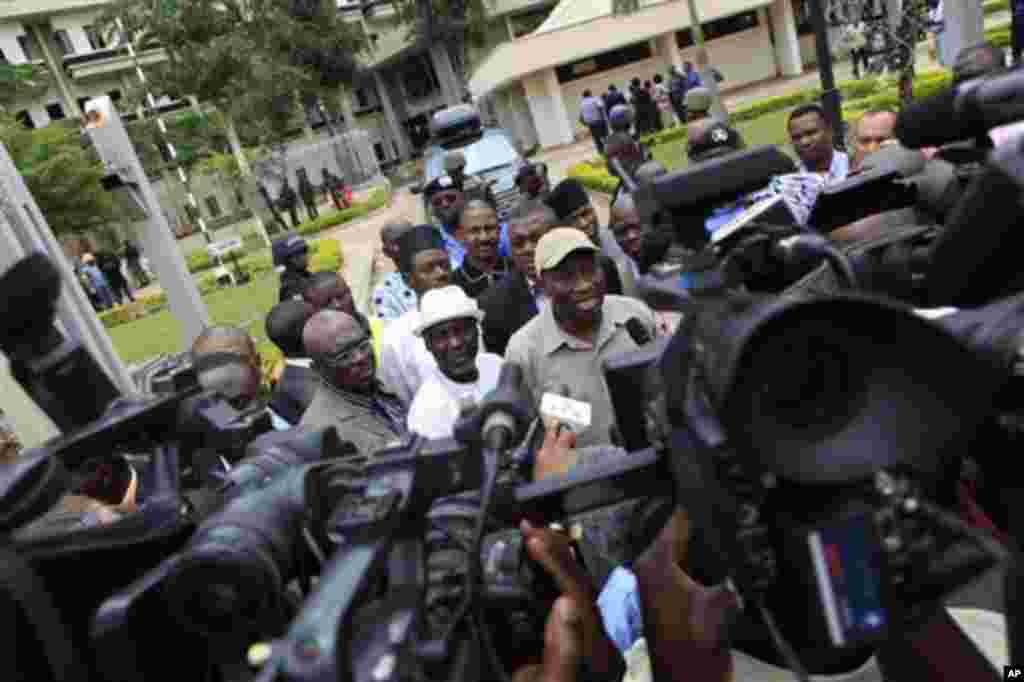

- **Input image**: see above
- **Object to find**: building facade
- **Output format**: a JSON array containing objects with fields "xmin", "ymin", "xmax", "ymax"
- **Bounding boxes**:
[{"xmin": 471, "ymin": 0, "xmax": 835, "ymax": 150}]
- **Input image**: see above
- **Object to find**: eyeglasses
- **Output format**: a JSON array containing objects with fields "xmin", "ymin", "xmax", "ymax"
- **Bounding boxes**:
[{"xmin": 322, "ymin": 337, "xmax": 373, "ymax": 367}]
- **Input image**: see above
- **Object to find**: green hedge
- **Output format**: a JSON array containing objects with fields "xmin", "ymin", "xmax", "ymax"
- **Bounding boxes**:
[
  {"xmin": 984, "ymin": 0, "xmax": 1009, "ymax": 15},
  {"xmin": 99, "ymin": 238, "xmax": 343, "ymax": 329},
  {"xmin": 568, "ymin": 161, "xmax": 621, "ymax": 194},
  {"xmin": 985, "ymin": 22, "xmax": 1011, "ymax": 48},
  {"xmin": 294, "ymin": 187, "xmax": 391, "ymax": 236}
]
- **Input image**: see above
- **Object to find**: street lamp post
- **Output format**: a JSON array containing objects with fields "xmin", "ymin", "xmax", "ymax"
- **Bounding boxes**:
[{"xmin": 809, "ymin": 0, "xmax": 846, "ymax": 150}]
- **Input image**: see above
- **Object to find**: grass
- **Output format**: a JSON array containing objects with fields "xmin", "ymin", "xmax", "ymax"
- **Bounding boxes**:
[
  {"xmin": 650, "ymin": 109, "xmax": 796, "ymax": 170},
  {"xmin": 108, "ymin": 274, "xmax": 280, "ymax": 366}
]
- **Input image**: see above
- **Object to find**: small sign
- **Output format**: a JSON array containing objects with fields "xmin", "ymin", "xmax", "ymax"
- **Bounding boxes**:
[
  {"xmin": 1006, "ymin": 667, "xmax": 1022, "ymax": 680},
  {"xmin": 207, "ymin": 236, "xmax": 243, "ymax": 259}
]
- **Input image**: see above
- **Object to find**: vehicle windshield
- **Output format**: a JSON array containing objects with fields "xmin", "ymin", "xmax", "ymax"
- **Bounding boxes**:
[{"xmin": 425, "ymin": 134, "xmax": 519, "ymax": 180}]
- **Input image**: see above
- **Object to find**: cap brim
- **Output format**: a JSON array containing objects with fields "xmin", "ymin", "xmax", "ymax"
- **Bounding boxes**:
[{"xmin": 538, "ymin": 243, "xmax": 599, "ymax": 272}]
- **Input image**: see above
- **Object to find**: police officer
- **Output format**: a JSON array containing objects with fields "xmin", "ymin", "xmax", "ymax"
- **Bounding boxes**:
[{"xmin": 273, "ymin": 234, "xmax": 314, "ymax": 302}]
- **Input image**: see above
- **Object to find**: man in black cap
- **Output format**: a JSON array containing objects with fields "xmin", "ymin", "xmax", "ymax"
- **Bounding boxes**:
[
  {"xmin": 544, "ymin": 178, "xmax": 627, "ymax": 295},
  {"xmin": 273, "ymin": 234, "xmax": 314, "ymax": 302},
  {"xmin": 422, "ymin": 174, "xmax": 468, "ymax": 269},
  {"xmin": 265, "ymin": 300, "xmax": 319, "ymax": 426}
]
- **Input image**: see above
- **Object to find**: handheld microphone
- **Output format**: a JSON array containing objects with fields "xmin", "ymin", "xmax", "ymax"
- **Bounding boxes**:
[
  {"xmin": 895, "ymin": 69, "xmax": 1024, "ymax": 148},
  {"xmin": 472, "ymin": 363, "xmax": 534, "ymax": 452},
  {"xmin": 0, "ymin": 254, "xmax": 120, "ymax": 432}
]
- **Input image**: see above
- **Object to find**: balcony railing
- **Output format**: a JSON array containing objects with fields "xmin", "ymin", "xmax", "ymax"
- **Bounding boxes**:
[{"xmin": 63, "ymin": 45, "xmax": 167, "ymax": 80}]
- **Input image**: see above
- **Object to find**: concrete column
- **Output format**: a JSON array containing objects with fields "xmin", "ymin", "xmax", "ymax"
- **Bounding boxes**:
[
  {"xmin": 768, "ymin": 0, "xmax": 803, "ymax": 77},
  {"xmin": 523, "ymin": 68, "xmax": 574, "ymax": 149},
  {"xmin": 29, "ymin": 23, "xmax": 80, "ymax": 117},
  {"xmin": 942, "ymin": 0, "xmax": 984, "ymax": 68},
  {"xmin": 429, "ymin": 43, "xmax": 462, "ymax": 106},
  {"xmin": 656, "ymin": 32, "xmax": 684, "ymax": 71},
  {"xmin": 373, "ymin": 71, "xmax": 410, "ymax": 160}
]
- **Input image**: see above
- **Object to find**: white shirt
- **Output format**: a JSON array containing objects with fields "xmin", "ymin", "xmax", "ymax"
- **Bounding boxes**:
[
  {"xmin": 378, "ymin": 309, "xmax": 439, "ymax": 408},
  {"xmin": 406, "ymin": 353, "xmax": 503, "ymax": 439}
]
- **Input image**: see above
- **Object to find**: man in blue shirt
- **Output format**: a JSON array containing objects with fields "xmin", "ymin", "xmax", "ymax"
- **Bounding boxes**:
[{"xmin": 788, "ymin": 104, "xmax": 850, "ymax": 185}]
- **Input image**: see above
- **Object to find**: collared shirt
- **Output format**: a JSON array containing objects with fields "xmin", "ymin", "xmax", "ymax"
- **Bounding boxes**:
[
  {"xmin": 452, "ymin": 256, "xmax": 511, "ymax": 299},
  {"xmin": 374, "ymin": 271, "xmax": 418, "ymax": 322},
  {"xmin": 299, "ymin": 376, "xmax": 407, "ymax": 457},
  {"xmin": 504, "ymin": 295, "xmax": 657, "ymax": 449},
  {"xmin": 798, "ymin": 149, "xmax": 850, "ymax": 185},
  {"xmin": 378, "ymin": 309, "xmax": 442, "ymax": 408},
  {"xmin": 407, "ymin": 352, "xmax": 504, "ymax": 439}
]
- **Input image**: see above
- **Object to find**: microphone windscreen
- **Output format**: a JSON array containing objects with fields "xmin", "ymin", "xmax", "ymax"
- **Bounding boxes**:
[
  {"xmin": 0, "ymin": 254, "xmax": 62, "ymax": 352},
  {"xmin": 895, "ymin": 88, "xmax": 973, "ymax": 148},
  {"xmin": 861, "ymin": 144, "xmax": 927, "ymax": 178}
]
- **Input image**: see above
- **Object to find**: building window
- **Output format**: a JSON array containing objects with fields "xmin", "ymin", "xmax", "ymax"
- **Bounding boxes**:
[
  {"xmin": 555, "ymin": 41, "xmax": 653, "ymax": 84},
  {"xmin": 46, "ymin": 102, "xmax": 66, "ymax": 121},
  {"xmin": 373, "ymin": 142, "xmax": 387, "ymax": 162},
  {"xmin": 52, "ymin": 30, "xmax": 75, "ymax": 56},
  {"xmin": 17, "ymin": 110, "xmax": 35, "ymax": 129},
  {"xmin": 84, "ymin": 25, "xmax": 107, "ymax": 51},
  {"xmin": 792, "ymin": 0, "xmax": 817, "ymax": 35},
  {"xmin": 205, "ymin": 196, "xmax": 222, "ymax": 218},
  {"xmin": 355, "ymin": 88, "xmax": 371, "ymax": 109},
  {"xmin": 17, "ymin": 35, "xmax": 37, "ymax": 61},
  {"xmin": 677, "ymin": 10, "xmax": 760, "ymax": 48}
]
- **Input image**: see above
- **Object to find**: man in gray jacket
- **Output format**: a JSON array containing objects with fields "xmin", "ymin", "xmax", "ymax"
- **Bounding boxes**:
[{"xmin": 300, "ymin": 310, "xmax": 407, "ymax": 458}]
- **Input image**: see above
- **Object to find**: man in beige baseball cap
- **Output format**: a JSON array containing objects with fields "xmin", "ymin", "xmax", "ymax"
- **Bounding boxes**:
[{"xmin": 505, "ymin": 227, "xmax": 657, "ymax": 450}]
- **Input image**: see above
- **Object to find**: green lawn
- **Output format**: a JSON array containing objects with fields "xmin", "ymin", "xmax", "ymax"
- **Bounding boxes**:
[
  {"xmin": 650, "ymin": 109, "xmax": 797, "ymax": 171},
  {"xmin": 108, "ymin": 275, "xmax": 280, "ymax": 365}
]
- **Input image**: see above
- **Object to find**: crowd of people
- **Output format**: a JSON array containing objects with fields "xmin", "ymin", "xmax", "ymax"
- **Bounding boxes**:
[
  {"xmin": 9, "ymin": 39, "xmax": 1016, "ymax": 682},
  {"xmin": 75, "ymin": 241, "xmax": 150, "ymax": 311},
  {"xmin": 580, "ymin": 62, "xmax": 721, "ymax": 157}
]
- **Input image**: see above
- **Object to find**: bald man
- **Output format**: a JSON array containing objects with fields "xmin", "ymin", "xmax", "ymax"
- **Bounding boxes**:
[
  {"xmin": 300, "ymin": 310, "xmax": 407, "ymax": 457},
  {"xmin": 851, "ymin": 109, "xmax": 897, "ymax": 171},
  {"xmin": 608, "ymin": 193, "xmax": 643, "ymax": 297},
  {"xmin": 191, "ymin": 325, "xmax": 291, "ymax": 430}
]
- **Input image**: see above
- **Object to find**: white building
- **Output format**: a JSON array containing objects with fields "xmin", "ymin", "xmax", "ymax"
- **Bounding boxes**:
[{"xmin": 470, "ymin": 0, "xmax": 830, "ymax": 150}]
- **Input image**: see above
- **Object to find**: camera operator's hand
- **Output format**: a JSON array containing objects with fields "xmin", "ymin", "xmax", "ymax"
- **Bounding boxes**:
[
  {"xmin": 533, "ymin": 420, "xmax": 579, "ymax": 481},
  {"xmin": 513, "ymin": 520, "xmax": 623, "ymax": 682},
  {"xmin": 632, "ymin": 509, "xmax": 739, "ymax": 682}
]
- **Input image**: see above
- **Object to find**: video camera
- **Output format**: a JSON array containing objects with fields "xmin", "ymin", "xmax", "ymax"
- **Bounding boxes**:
[{"xmin": 0, "ymin": 253, "xmax": 316, "ymax": 682}]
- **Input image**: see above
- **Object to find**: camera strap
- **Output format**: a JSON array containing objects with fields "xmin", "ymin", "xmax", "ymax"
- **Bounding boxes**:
[{"xmin": 0, "ymin": 545, "xmax": 87, "ymax": 682}]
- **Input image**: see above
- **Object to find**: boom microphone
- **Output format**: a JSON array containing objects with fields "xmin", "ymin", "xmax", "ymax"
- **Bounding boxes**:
[
  {"xmin": 895, "ymin": 69, "xmax": 1024, "ymax": 148},
  {"xmin": 0, "ymin": 254, "xmax": 119, "ymax": 432}
]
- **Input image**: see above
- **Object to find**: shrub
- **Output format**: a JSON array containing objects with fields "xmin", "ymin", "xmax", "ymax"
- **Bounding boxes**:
[
  {"xmin": 984, "ymin": 0, "xmax": 1009, "ymax": 15},
  {"xmin": 185, "ymin": 249, "xmax": 212, "ymax": 273},
  {"xmin": 293, "ymin": 186, "xmax": 392, "ymax": 236},
  {"xmin": 567, "ymin": 161, "xmax": 620, "ymax": 194},
  {"xmin": 985, "ymin": 23, "xmax": 1011, "ymax": 48}
]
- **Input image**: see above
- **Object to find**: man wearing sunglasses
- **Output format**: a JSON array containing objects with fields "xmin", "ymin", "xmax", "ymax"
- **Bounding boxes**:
[{"xmin": 300, "ymin": 310, "xmax": 407, "ymax": 457}]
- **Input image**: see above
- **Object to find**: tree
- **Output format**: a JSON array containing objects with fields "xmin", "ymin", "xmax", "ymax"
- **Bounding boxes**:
[
  {"xmin": 392, "ymin": 0, "xmax": 489, "ymax": 96},
  {"xmin": 101, "ymin": 0, "xmax": 369, "ymax": 172},
  {"xmin": 0, "ymin": 112, "xmax": 119, "ymax": 237}
]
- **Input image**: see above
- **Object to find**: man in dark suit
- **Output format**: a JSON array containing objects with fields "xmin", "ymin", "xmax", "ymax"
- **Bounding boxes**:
[
  {"xmin": 479, "ymin": 202, "xmax": 554, "ymax": 355},
  {"xmin": 265, "ymin": 299, "xmax": 319, "ymax": 425}
]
